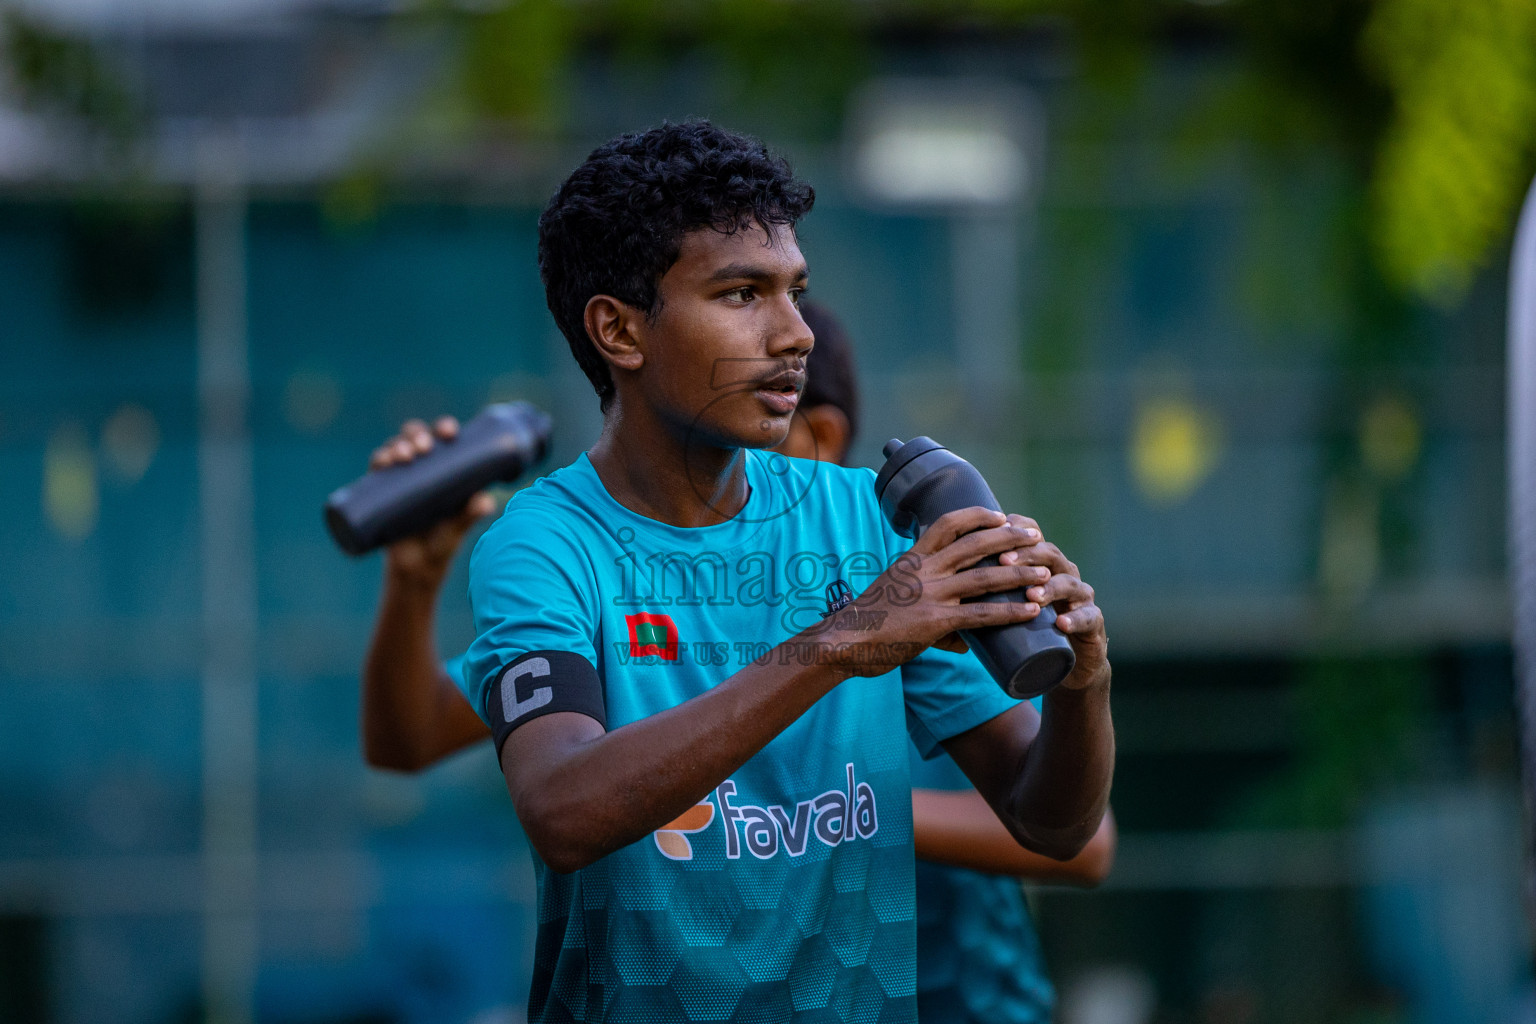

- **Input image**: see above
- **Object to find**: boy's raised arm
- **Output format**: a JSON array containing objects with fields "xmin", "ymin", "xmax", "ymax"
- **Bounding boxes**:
[{"xmin": 359, "ymin": 417, "xmax": 492, "ymax": 772}]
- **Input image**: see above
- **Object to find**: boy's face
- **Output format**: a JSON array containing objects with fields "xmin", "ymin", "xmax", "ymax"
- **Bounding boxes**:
[{"xmin": 633, "ymin": 220, "xmax": 813, "ymax": 450}]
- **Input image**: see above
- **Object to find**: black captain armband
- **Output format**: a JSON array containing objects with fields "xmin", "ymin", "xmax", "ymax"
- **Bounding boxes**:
[{"xmin": 486, "ymin": 650, "xmax": 607, "ymax": 754}]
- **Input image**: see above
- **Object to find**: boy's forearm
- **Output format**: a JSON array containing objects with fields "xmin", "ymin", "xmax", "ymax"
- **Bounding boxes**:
[
  {"xmin": 913, "ymin": 789, "xmax": 1116, "ymax": 883},
  {"xmin": 502, "ymin": 631, "xmax": 863, "ymax": 873},
  {"xmin": 362, "ymin": 570, "xmax": 485, "ymax": 771},
  {"xmin": 1009, "ymin": 667, "xmax": 1115, "ymax": 858}
]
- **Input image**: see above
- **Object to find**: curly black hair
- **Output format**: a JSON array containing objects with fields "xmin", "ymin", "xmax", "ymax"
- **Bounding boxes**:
[{"xmin": 537, "ymin": 121, "xmax": 816, "ymax": 410}]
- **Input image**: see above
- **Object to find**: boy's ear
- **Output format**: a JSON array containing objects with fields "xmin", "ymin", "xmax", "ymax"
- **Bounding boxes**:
[
  {"xmin": 583, "ymin": 295, "xmax": 646, "ymax": 373},
  {"xmin": 802, "ymin": 404, "xmax": 851, "ymax": 466}
]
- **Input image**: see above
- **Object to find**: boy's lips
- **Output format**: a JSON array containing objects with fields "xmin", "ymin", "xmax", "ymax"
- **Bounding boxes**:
[
  {"xmin": 755, "ymin": 387, "xmax": 801, "ymax": 415},
  {"xmin": 753, "ymin": 367, "xmax": 804, "ymax": 416}
]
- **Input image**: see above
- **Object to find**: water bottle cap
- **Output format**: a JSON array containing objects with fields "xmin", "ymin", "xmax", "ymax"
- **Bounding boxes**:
[{"xmin": 873, "ymin": 436, "xmax": 947, "ymax": 503}]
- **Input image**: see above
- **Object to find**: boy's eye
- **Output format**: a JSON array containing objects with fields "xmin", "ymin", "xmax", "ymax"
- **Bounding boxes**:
[{"xmin": 727, "ymin": 286, "xmax": 754, "ymax": 301}]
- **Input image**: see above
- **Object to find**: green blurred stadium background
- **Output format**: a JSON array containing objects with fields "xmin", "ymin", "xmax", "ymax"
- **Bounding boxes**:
[{"xmin": 0, "ymin": 2, "xmax": 1532, "ymax": 1022}]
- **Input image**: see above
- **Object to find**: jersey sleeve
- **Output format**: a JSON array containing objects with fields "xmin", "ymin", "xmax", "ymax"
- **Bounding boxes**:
[
  {"xmin": 901, "ymin": 646, "xmax": 1021, "ymax": 759},
  {"xmin": 442, "ymin": 653, "xmax": 467, "ymax": 690},
  {"xmin": 907, "ymin": 695, "xmax": 1043, "ymax": 789},
  {"xmin": 873, "ymin": 505, "xmax": 1022, "ymax": 759},
  {"xmin": 461, "ymin": 502, "xmax": 604, "ymax": 733}
]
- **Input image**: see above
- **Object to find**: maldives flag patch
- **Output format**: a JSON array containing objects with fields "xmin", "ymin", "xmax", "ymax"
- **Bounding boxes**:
[{"xmin": 626, "ymin": 612, "xmax": 680, "ymax": 660}]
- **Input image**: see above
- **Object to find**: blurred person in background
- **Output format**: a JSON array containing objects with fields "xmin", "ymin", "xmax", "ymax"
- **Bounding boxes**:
[{"xmin": 358, "ymin": 297, "xmax": 1115, "ymax": 1024}]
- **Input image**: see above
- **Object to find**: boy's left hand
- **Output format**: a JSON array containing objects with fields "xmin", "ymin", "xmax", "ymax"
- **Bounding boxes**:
[{"xmin": 995, "ymin": 514, "xmax": 1107, "ymax": 691}]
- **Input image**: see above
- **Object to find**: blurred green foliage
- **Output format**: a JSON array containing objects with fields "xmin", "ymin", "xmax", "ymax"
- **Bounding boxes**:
[
  {"xmin": 5, "ymin": 0, "xmax": 1533, "ymax": 303},
  {"xmin": 457, "ymin": 0, "xmax": 573, "ymax": 124},
  {"xmin": 1240, "ymin": 657, "xmax": 1434, "ymax": 828},
  {"xmin": 434, "ymin": 0, "xmax": 869, "ymax": 141},
  {"xmin": 0, "ymin": 11, "xmax": 139, "ymax": 145},
  {"xmin": 430, "ymin": 0, "xmax": 1536, "ymax": 307},
  {"xmin": 1364, "ymin": 0, "xmax": 1536, "ymax": 304}
]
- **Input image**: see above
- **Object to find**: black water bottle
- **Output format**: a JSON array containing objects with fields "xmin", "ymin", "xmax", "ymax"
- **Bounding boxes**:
[
  {"xmin": 874, "ymin": 436, "xmax": 1075, "ymax": 699},
  {"xmin": 324, "ymin": 402, "xmax": 552, "ymax": 556}
]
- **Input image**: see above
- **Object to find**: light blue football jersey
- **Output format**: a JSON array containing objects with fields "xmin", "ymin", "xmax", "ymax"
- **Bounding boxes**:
[
  {"xmin": 909, "ymin": 710, "xmax": 1054, "ymax": 1024},
  {"xmin": 460, "ymin": 448, "xmax": 1019, "ymax": 1024}
]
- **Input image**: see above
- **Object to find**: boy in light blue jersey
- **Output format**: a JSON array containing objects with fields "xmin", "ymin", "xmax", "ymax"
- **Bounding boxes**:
[
  {"xmin": 473, "ymin": 122, "xmax": 1111, "ymax": 1024},
  {"xmin": 463, "ymin": 448, "xmax": 1025, "ymax": 1021},
  {"xmin": 367, "ymin": 121, "xmax": 1115, "ymax": 1024},
  {"xmin": 368, "ymin": 299, "xmax": 1113, "ymax": 1024}
]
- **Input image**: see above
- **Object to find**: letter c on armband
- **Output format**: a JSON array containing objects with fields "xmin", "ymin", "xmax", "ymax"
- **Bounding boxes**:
[{"xmin": 487, "ymin": 650, "xmax": 607, "ymax": 754}]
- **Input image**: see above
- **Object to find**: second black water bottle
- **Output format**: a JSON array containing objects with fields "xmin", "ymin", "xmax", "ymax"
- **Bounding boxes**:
[{"xmin": 324, "ymin": 402, "xmax": 552, "ymax": 556}]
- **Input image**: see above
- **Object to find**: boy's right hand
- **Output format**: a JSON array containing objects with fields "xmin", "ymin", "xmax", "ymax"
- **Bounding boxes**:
[
  {"xmin": 818, "ymin": 507, "xmax": 1065, "ymax": 678},
  {"xmin": 371, "ymin": 416, "xmax": 498, "ymax": 588}
]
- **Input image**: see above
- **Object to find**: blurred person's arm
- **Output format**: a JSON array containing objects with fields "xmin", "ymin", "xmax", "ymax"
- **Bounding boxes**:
[
  {"xmin": 913, "ymin": 790, "xmax": 1116, "ymax": 885},
  {"xmin": 361, "ymin": 417, "xmax": 494, "ymax": 772}
]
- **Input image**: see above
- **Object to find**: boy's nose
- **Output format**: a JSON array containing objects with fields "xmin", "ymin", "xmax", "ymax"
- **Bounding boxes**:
[{"xmin": 769, "ymin": 298, "xmax": 814, "ymax": 356}]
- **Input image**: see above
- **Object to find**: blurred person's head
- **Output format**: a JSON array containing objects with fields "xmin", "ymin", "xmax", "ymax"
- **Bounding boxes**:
[
  {"xmin": 538, "ymin": 121, "xmax": 817, "ymax": 435},
  {"xmin": 774, "ymin": 299, "xmax": 859, "ymax": 466}
]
